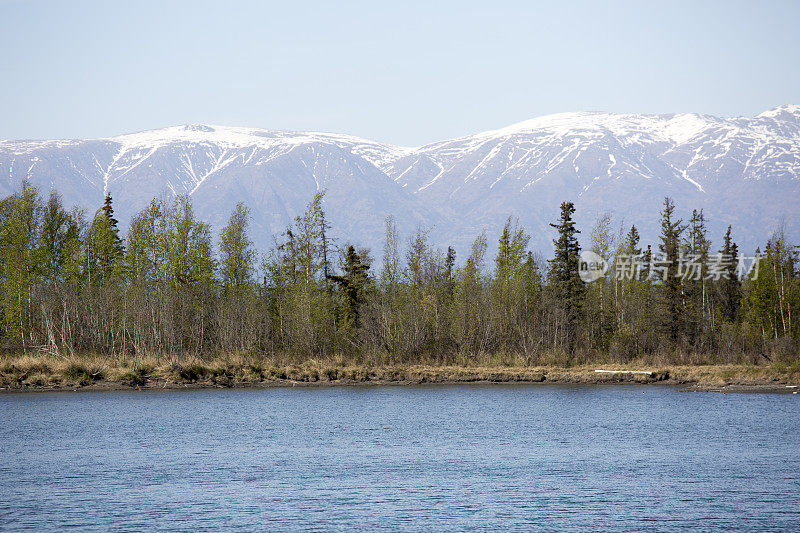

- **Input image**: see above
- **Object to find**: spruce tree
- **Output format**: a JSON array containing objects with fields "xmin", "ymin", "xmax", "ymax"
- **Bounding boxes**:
[
  {"xmin": 614, "ymin": 224, "xmax": 648, "ymax": 356},
  {"xmin": 685, "ymin": 209, "xmax": 711, "ymax": 341},
  {"xmin": 658, "ymin": 197, "xmax": 685, "ymax": 342},
  {"xmin": 548, "ymin": 201, "xmax": 584, "ymax": 351},
  {"xmin": 444, "ymin": 246, "xmax": 456, "ymax": 299},
  {"xmin": 327, "ymin": 245, "xmax": 370, "ymax": 328},
  {"xmin": 90, "ymin": 192, "xmax": 124, "ymax": 284},
  {"xmin": 626, "ymin": 225, "xmax": 641, "ymax": 256},
  {"xmin": 102, "ymin": 193, "xmax": 119, "ymax": 228},
  {"xmin": 642, "ymin": 244, "xmax": 653, "ymax": 282},
  {"xmin": 319, "ymin": 199, "xmax": 333, "ymax": 293},
  {"xmin": 718, "ymin": 225, "xmax": 741, "ymax": 323},
  {"xmin": 101, "ymin": 192, "xmax": 124, "ymax": 256}
]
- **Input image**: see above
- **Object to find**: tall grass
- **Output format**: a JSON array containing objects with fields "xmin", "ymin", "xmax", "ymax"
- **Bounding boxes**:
[{"xmin": 1, "ymin": 350, "xmax": 797, "ymax": 389}]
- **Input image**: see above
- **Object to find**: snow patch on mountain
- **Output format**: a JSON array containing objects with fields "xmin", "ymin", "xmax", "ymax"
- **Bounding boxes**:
[{"xmin": 1, "ymin": 106, "xmax": 798, "ymax": 256}]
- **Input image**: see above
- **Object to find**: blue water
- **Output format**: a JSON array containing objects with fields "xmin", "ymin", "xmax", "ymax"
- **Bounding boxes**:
[{"xmin": 1, "ymin": 384, "xmax": 798, "ymax": 531}]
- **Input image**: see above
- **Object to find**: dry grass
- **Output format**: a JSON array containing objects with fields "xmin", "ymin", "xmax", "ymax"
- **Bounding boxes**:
[{"xmin": 1, "ymin": 351, "xmax": 798, "ymax": 391}]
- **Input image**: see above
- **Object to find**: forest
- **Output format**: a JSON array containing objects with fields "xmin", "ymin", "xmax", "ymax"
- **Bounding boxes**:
[{"xmin": 0, "ymin": 182, "xmax": 798, "ymax": 373}]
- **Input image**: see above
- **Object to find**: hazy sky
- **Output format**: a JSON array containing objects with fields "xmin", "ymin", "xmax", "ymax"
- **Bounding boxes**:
[{"xmin": 1, "ymin": 0, "xmax": 798, "ymax": 146}]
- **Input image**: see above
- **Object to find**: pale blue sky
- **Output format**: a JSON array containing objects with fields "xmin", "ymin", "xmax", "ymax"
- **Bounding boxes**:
[{"xmin": 1, "ymin": 0, "xmax": 798, "ymax": 146}]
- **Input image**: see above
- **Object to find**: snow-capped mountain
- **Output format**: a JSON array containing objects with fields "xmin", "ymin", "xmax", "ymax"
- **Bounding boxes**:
[
  {"xmin": 387, "ymin": 105, "xmax": 800, "ymax": 254},
  {"xmin": 0, "ymin": 125, "xmax": 433, "ymax": 255},
  {"xmin": 2, "ymin": 106, "xmax": 799, "ymax": 257}
]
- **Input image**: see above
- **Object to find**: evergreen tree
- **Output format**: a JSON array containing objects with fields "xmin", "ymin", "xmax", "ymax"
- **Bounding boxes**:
[
  {"xmin": 548, "ymin": 201, "xmax": 584, "ymax": 351},
  {"xmin": 89, "ymin": 193, "xmax": 124, "ymax": 285},
  {"xmin": 718, "ymin": 225, "xmax": 741, "ymax": 323},
  {"xmin": 318, "ymin": 195, "xmax": 333, "ymax": 293},
  {"xmin": 641, "ymin": 244, "xmax": 653, "ymax": 282},
  {"xmin": 626, "ymin": 225, "xmax": 641, "ymax": 256},
  {"xmin": 102, "ymin": 193, "xmax": 121, "ymax": 234},
  {"xmin": 2, "ymin": 183, "xmax": 799, "ymax": 366},
  {"xmin": 624, "ymin": 224, "xmax": 643, "ymax": 280},
  {"xmin": 684, "ymin": 209, "xmax": 711, "ymax": 342},
  {"xmin": 658, "ymin": 197, "xmax": 685, "ymax": 342},
  {"xmin": 327, "ymin": 245, "xmax": 370, "ymax": 328},
  {"xmin": 444, "ymin": 246, "xmax": 456, "ymax": 299},
  {"xmin": 612, "ymin": 224, "xmax": 652, "ymax": 358}
]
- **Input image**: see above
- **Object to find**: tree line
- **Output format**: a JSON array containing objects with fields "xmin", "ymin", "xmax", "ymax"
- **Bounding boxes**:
[{"xmin": 1, "ymin": 183, "xmax": 798, "ymax": 365}]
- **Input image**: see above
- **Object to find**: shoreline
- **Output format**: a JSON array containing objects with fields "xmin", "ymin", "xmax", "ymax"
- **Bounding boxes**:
[
  {"xmin": 2, "ymin": 359, "xmax": 798, "ymax": 394},
  {"xmin": 4, "ymin": 381, "xmax": 798, "ymax": 395}
]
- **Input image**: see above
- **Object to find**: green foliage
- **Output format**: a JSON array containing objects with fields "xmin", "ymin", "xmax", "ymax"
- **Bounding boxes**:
[
  {"xmin": 585, "ymin": 214, "xmax": 615, "ymax": 350},
  {"xmin": 683, "ymin": 210, "xmax": 711, "ymax": 346},
  {"xmin": 89, "ymin": 192, "xmax": 124, "ymax": 285},
  {"xmin": 219, "ymin": 202, "xmax": 255, "ymax": 294},
  {"xmin": 0, "ymin": 183, "xmax": 42, "ymax": 344},
  {"xmin": 0, "ymin": 182, "xmax": 797, "ymax": 366},
  {"xmin": 743, "ymin": 231, "xmax": 799, "ymax": 342},
  {"xmin": 495, "ymin": 217, "xmax": 530, "ymax": 284},
  {"xmin": 266, "ymin": 192, "xmax": 337, "ymax": 357}
]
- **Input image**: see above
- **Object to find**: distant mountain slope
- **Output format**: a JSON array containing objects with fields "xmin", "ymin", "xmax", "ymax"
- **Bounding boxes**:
[
  {"xmin": 2, "ymin": 106, "xmax": 798, "ymax": 256},
  {"xmin": 0, "ymin": 125, "xmax": 432, "ymax": 254},
  {"xmin": 387, "ymin": 105, "xmax": 800, "ymax": 253}
]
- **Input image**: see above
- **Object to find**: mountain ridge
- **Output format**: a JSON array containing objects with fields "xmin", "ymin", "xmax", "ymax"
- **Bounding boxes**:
[{"xmin": 2, "ymin": 106, "xmax": 798, "ymax": 257}]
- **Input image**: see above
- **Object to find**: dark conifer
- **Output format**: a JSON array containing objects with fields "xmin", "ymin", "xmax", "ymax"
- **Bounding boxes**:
[
  {"xmin": 684, "ymin": 209, "xmax": 711, "ymax": 342},
  {"xmin": 659, "ymin": 197, "xmax": 685, "ymax": 342},
  {"xmin": 101, "ymin": 193, "xmax": 124, "ymax": 253},
  {"xmin": 719, "ymin": 225, "xmax": 741, "ymax": 322},
  {"xmin": 327, "ymin": 245, "xmax": 370, "ymax": 328},
  {"xmin": 445, "ymin": 246, "xmax": 456, "ymax": 298},
  {"xmin": 626, "ymin": 225, "xmax": 641, "ymax": 256},
  {"xmin": 102, "ymin": 193, "xmax": 119, "ymax": 228},
  {"xmin": 548, "ymin": 201, "xmax": 584, "ymax": 350}
]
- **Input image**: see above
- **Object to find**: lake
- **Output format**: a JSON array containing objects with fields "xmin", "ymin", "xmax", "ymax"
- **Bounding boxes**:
[{"xmin": 1, "ymin": 384, "xmax": 798, "ymax": 531}]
